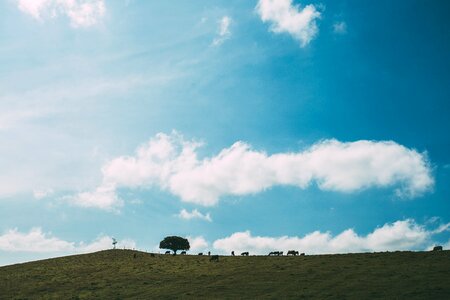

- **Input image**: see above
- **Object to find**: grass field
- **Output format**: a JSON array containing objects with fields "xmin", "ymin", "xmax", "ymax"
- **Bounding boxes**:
[{"xmin": 0, "ymin": 249, "xmax": 449, "ymax": 299}]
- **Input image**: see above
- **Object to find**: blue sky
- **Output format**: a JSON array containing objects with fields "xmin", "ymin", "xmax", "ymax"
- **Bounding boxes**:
[{"xmin": 1, "ymin": 0, "xmax": 449, "ymax": 265}]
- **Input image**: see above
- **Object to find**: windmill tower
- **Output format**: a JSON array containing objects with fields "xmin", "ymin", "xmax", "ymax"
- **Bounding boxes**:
[{"xmin": 112, "ymin": 238, "xmax": 118, "ymax": 249}]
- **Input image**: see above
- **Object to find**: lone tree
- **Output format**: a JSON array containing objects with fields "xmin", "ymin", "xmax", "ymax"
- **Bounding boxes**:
[{"xmin": 159, "ymin": 236, "xmax": 190, "ymax": 255}]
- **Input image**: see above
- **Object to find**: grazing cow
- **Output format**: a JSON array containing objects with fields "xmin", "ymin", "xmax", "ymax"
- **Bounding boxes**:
[
  {"xmin": 300, "ymin": 253, "xmax": 305, "ymax": 256},
  {"xmin": 210, "ymin": 255, "xmax": 219, "ymax": 262},
  {"xmin": 269, "ymin": 251, "xmax": 282, "ymax": 256},
  {"xmin": 180, "ymin": 251, "xmax": 187, "ymax": 255},
  {"xmin": 231, "ymin": 251, "xmax": 235, "ymax": 256},
  {"xmin": 198, "ymin": 252, "xmax": 203, "ymax": 256},
  {"xmin": 287, "ymin": 250, "xmax": 299, "ymax": 256},
  {"xmin": 165, "ymin": 250, "xmax": 171, "ymax": 255},
  {"xmin": 208, "ymin": 251, "xmax": 211, "ymax": 256},
  {"xmin": 433, "ymin": 246, "xmax": 443, "ymax": 251},
  {"xmin": 241, "ymin": 252, "xmax": 249, "ymax": 256}
]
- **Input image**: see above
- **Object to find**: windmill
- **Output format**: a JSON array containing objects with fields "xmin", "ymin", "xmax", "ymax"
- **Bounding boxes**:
[{"xmin": 112, "ymin": 238, "xmax": 118, "ymax": 249}]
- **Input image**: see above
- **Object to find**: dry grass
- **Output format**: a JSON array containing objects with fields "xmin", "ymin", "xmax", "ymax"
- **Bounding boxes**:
[{"xmin": 0, "ymin": 249, "xmax": 449, "ymax": 299}]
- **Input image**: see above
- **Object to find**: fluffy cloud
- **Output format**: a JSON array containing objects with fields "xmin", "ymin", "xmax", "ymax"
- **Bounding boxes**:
[
  {"xmin": 0, "ymin": 228, "xmax": 73, "ymax": 252},
  {"xmin": 212, "ymin": 16, "xmax": 232, "ymax": 46},
  {"xmin": 17, "ymin": 0, "xmax": 105, "ymax": 28},
  {"xmin": 77, "ymin": 132, "xmax": 433, "ymax": 209},
  {"xmin": 177, "ymin": 209, "xmax": 212, "ymax": 222},
  {"xmin": 213, "ymin": 219, "xmax": 449, "ymax": 255},
  {"xmin": 188, "ymin": 236, "xmax": 209, "ymax": 252},
  {"xmin": 0, "ymin": 228, "xmax": 135, "ymax": 253},
  {"xmin": 69, "ymin": 183, "xmax": 123, "ymax": 212},
  {"xmin": 256, "ymin": 0, "xmax": 321, "ymax": 47}
]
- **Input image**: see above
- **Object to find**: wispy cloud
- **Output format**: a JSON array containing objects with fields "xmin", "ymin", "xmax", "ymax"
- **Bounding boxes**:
[
  {"xmin": 0, "ymin": 227, "xmax": 135, "ymax": 253},
  {"xmin": 333, "ymin": 21, "xmax": 347, "ymax": 34},
  {"xmin": 212, "ymin": 16, "xmax": 232, "ymax": 46},
  {"xmin": 177, "ymin": 209, "xmax": 212, "ymax": 222},
  {"xmin": 16, "ymin": 0, "xmax": 105, "ymax": 28},
  {"xmin": 73, "ymin": 132, "xmax": 433, "ymax": 210},
  {"xmin": 256, "ymin": 0, "xmax": 321, "ymax": 47},
  {"xmin": 0, "ymin": 109, "xmax": 51, "ymax": 131},
  {"xmin": 213, "ymin": 219, "xmax": 450, "ymax": 254},
  {"xmin": 33, "ymin": 188, "xmax": 54, "ymax": 200},
  {"xmin": 0, "ymin": 74, "xmax": 176, "ymax": 127},
  {"xmin": 0, "ymin": 74, "xmax": 167, "ymax": 199}
]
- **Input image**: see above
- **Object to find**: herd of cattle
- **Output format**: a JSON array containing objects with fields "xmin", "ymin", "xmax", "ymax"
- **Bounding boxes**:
[
  {"xmin": 162, "ymin": 250, "xmax": 306, "ymax": 261},
  {"xmin": 157, "ymin": 245, "xmax": 444, "ymax": 262}
]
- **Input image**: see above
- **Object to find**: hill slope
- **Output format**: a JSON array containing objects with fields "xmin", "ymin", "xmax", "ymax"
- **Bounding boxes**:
[{"xmin": 0, "ymin": 249, "xmax": 449, "ymax": 299}]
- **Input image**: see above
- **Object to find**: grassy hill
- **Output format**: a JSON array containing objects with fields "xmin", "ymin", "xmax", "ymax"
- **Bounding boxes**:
[{"xmin": 0, "ymin": 249, "xmax": 449, "ymax": 299}]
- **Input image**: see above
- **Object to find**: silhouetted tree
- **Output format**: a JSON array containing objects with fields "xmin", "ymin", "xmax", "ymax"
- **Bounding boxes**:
[{"xmin": 159, "ymin": 236, "xmax": 190, "ymax": 255}]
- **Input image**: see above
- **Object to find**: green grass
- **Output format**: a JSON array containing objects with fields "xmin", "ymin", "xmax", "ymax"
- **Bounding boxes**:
[{"xmin": 1, "ymin": 249, "xmax": 449, "ymax": 299}]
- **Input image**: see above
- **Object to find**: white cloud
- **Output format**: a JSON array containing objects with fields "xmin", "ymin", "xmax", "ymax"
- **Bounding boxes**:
[
  {"xmin": 0, "ymin": 228, "xmax": 74, "ymax": 252},
  {"xmin": 177, "ymin": 209, "xmax": 212, "ymax": 222},
  {"xmin": 0, "ymin": 228, "xmax": 135, "ymax": 253},
  {"xmin": 212, "ymin": 16, "xmax": 232, "ymax": 46},
  {"xmin": 68, "ymin": 183, "xmax": 123, "ymax": 212},
  {"xmin": 77, "ymin": 132, "xmax": 433, "ymax": 210},
  {"xmin": 213, "ymin": 219, "xmax": 450, "ymax": 255},
  {"xmin": 16, "ymin": 0, "xmax": 105, "ymax": 28},
  {"xmin": 333, "ymin": 21, "xmax": 347, "ymax": 34},
  {"xmin": 188, "ymin": 236, "xmax": 209, "ymax": 252},
  {"xmin": 256, "ymin": 0, "xmax": 321, "ymax": 47}
]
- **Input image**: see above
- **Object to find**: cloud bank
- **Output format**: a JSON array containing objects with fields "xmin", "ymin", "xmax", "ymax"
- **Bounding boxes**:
[
  {"xmin": 17, "ymin": 0, "xmax": 105, "ymax": 28},
  {"xmin": 73, "ymin": 132, "xmax": 433, "ymax": 210},
  {"xmin": 0, "ymin": 228, "xmax": 135, "ymax": 253},
  {"xmin": 256, "ymin": 0, "xmax": 321, "ymax": 47},
  {"xmin": 213, "ymin": 219, "xmax": 450, "ymax": 255}
]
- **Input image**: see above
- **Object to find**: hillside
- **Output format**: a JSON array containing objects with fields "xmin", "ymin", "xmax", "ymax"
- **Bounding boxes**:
[{"xmin": 0, "ymin": 249, "xmax": 449, "ymax": 299}]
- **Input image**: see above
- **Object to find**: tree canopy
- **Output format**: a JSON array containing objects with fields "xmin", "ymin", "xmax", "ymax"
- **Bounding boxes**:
[{"xmin": 159, "ymin": 236, "xmax": 190, "ymax": 254}]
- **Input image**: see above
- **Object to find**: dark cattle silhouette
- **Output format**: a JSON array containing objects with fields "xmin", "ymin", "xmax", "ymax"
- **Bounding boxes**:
[
  {"xmin": 165, "ymin": 250, "xmax": 171, "ymax": 254},
  {"xmin": 287, "ymin": 250, "xmax": 299, "ymax": 256},
  {"xmin": 180, "ymin": 251, "xmax": 187, "ymax": 255},
  {"xmin": 433, "ymin": 246, "xmax": 443, "ymax": 251},
  {"xmin": 231, "ymin": 251, "xmax": 235, "ymax": 256},
  {"xmin": 208, "ymin": 251, "xmax": 211, "ymax": 256},
  {"xmin": 198, "ymin": 252, "xmax": 203, "ymax": 255},
  {"xmin": 268, "ymin": 251, "xmax": 283, "ymax": 256},
  {"xmin": 210, "ymin": 255, "xmax": 219, "ymax": 262},
  {"xmin": 241, "ymin": 252, "xmax": 249, "ymax": 256},
  {"xmin": 300, "ymin": 253, "xmax": 305, "ymax": 256}
]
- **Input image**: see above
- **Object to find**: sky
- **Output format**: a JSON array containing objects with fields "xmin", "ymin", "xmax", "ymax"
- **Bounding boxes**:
[{"xmin": 0, "ymin": 0, "xmax": 449, "ymax": 266}]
